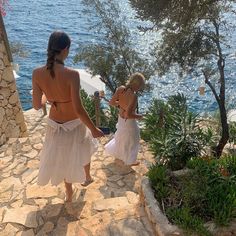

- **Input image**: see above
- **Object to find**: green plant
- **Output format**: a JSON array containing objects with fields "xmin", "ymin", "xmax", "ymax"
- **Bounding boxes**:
[
  {"xmin": 141, "ymin": 99, "xmax": 169, "ymax": 141},
  {"xmin": 207, "ymin": 175, "xmax": 236, "ymax": 225},
  {"xmin": 80, "ymin": 89, "xmax": 96, "ymax": 123},
  {"xmin": 74, "ymin": 0, "xmax": 153, "ymax": 93},
  {"xmin": 220, "ymin": 155, "xmax": 236, "ymax": 176},
  {"xmin": 167, "ymin": 207, "xmax": 212, "ymax": 236},
  {"xmin": 187, "ymin": 157, "xmax": 236, "ymax": 225},
  {"xmin": 100, "ymin": 105, "xmax": 118, "ymax": 133},
  {"xmin": 149, "ymin": 157, "xmax": 236, "ymax": 235},
  {"xmin": 196, "ymin": 126, "xmax": 219, "ymax": 153},
  {"xmin": 147, "ymin": 164, "xmax": 170, "ymax": 204},
  {"xmin": 130, "ymin": 0, "xmax": 236, "ymax": 157},
  {"xmin": 142, "ymin": 93, "xmax": 208, "ymax": 170},
  {"xmin": 229, "ymin": 122, "xmax": 236, "ymax": 145},
  {"xmin": 80, "ymin": 89, "xmax": 118, "ymax": 132}
]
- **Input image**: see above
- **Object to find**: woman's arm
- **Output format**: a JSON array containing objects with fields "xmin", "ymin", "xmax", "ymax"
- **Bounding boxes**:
[
  {"xmin": 32, "ymin": 70, "xmax": 46, "ymax": 110},
  {"xmin": 70, "ymin": 72, "xmax": 103, "ymax": 138},
  {"xmin": 125, "ymin": 95, "xmax": 142, "ymax": 119}
]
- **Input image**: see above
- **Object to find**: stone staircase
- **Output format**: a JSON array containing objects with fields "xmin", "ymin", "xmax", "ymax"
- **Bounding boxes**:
[{"xmin": 0, "ymin": 109, "xmax": 155, "ymax": 236}]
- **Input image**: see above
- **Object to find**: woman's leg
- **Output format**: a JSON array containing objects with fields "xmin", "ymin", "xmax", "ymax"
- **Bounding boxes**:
[
  {"xmin": 64, "ymin": 180, "xmax": 73, "ymax": 202},
  {"xmin": 81, "ymin": 163, "xmax": 93, "ymax": 186},
  {"xmin": 84, "ymin": 162, "xmax": 92, "ymax": 181}
]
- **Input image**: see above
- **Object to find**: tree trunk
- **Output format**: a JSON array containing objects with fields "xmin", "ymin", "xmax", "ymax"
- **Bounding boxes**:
[
  {"xmin": 203, "ymin": 68, "xmax": 229, "ymax": 158},
  {"xmin": 212, "ymin": 20, "xmax": 229, "ymax": 157},
  {"xmin": 214, "ymin": 102, "xmax": 229, "ymax": 157}
]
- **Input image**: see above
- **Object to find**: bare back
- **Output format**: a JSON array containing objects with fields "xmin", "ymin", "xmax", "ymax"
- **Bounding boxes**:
[
  {"xmin": 32, "ymin": 64, "xmax": 80, "ymax": 122},
  {"xmin": 110, "ymin": 86, "xmax": 137, "ymax": 119}
]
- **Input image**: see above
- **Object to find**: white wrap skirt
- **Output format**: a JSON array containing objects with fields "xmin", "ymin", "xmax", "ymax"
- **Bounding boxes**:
[
  {"xmin": 105, "ymin": 116, "xmax": 140, "ymax": 165},
  {"xmin": 38, "ymin": 118, "xmax": 98, "ymax": 186}
]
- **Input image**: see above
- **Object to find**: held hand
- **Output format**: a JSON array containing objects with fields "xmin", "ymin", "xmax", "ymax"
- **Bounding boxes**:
[
  {"xmin": 136, "ymin": 114, "xmax": 143, "ymax": 120},
  {"xmin": 91, "ymin": 127, "xmax": 104, "ymax": 138},
  {"xmin": 41, "ymin": 93, "xmax": 47, "ymax": 105}
]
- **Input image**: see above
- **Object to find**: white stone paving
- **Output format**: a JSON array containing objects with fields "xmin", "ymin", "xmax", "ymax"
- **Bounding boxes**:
[{"xmin": 0, "ymin": 109, "xmax": 155, "ymax": 236}]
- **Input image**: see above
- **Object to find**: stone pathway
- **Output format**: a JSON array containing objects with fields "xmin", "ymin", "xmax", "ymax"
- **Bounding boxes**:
[{"xmin": 0, "ymin": 109, "xmax": 155, "ymax": 236}]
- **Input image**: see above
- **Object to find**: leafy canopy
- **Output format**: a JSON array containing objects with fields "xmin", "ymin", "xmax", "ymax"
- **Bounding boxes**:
[
  {"xmin": 74, "ymin": 0, "xmax": 154, "ymax": 93},
  {"xmin": 130, "ymin": 0, "xmax": 236, "ymax": 76}
]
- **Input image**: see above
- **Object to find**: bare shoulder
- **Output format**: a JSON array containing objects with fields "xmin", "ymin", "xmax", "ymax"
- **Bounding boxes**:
[
  {"xmin": 65, "ymin": 67, "xmax": 80, "ymax": 78},
  {"xmin": 65, "ymin": 67, "xmax": 80, "ymax": 86},
  {"xmin": 33, "ymin": 65, "xmax": 46, "ymax": 74},
  {"xmin": 117, "ymin": 85, "xmax": 126, "ymax": 90},
  {"xmin": 116, "ymin": 85, "xmax": 126, "ymax": 93},
  {"xmin": 32, "ymin": 66, "xmax": 46, "ymax": 80}
]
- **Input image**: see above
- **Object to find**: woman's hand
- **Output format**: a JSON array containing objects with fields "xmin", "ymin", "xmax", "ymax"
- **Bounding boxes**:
[
  {"xmin": 41, "ymin": 93, "xmax": 47, "ymax": 105},
  {"xmin": 136, "ymin": 114, "xmax": 143, "ymax": 120},
  {"xmin": 91, "ymin": 127, "xmax": 104, "ymax": 138}
]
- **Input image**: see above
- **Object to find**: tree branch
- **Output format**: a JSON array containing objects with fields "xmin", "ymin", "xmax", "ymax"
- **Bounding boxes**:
[{"xmin": 202, "ymin": 69, "xmax": 221, "ymax": 105}]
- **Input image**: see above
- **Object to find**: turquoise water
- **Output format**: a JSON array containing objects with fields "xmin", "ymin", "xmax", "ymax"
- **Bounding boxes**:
[{"xmin": 4, "ymin": 0, "xmax": 236, "ymax": 113}]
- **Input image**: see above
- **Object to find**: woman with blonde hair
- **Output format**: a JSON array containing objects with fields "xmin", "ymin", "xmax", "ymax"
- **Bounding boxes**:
[
  {"xmin": 32, "ymin": 31, "xmax": 104, "ymax": 202},
  {"xmin": 105, "ymin": 72, "xmax": 145, "ymax": 166}
]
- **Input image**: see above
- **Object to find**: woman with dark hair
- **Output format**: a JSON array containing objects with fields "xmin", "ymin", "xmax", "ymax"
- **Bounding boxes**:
[{"xmin": 32, "ymin": 31, "xmax": 104, "ymax": 202}]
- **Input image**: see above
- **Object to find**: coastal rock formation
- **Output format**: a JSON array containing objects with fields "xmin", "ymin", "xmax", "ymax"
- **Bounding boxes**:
[{"xmin": 0, "ymin": 17, "xmax": 27, "ymax": 146}]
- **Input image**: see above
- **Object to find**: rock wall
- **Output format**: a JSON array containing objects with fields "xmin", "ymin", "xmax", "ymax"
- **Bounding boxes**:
[{"xmin": 0, "ymin": 27, "xmax": 27, "ymax": 146}]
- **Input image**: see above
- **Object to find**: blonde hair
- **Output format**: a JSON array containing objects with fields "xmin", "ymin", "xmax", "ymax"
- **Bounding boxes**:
[{"xmin": 126, "ymin": 72, "xmax": 146, "ymax": 90}]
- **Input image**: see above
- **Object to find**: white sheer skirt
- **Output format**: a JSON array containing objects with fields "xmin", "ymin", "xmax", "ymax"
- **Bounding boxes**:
[
  {"xmin": 105, "ymin": 116, "xmax": 140, "ymax": 165},
  {"xmin": 38, "ymin": 118, "xmax": 98, "ymax": 186}
]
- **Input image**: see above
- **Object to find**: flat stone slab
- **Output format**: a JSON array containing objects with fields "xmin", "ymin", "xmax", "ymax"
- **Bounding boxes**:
[
  {"xmin": 0, "ymin": 109, "xmax": 155, "ymax": 236},
  {"xmin": 26, "ymin": 184, "xmax": 58, "ymax": 198},
  {"xmin": 0, "ymin": 223, "xmax": 19, "ymax": 236},
  {"xmin": 16, "ymin": 229, "xmax": 35, "ymax": 236},
  {"xmin": 41, "ymin": 203, "xmax": 63, "ymax": 219},
  {"xmin": 109, "ymin": 218, "xmax": 151, "ymax": 236},
  {"xmin": 93, "ymin": 197, "xmax": 130, "ymax": 212},
  {"xmin": 0, "ymin": 176, "xmax": 21, "ymax": 193},
  {"xmin": 3, "ymin": 205, "xmax": 39, "ymax": 228}
]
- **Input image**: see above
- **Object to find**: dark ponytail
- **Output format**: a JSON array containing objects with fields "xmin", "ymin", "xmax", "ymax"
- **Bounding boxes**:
[
  {"xmin": 46, "ymin": 31, "xmax": 71, "ymax": 78},
  {"xmin": 47, "ymin": 49, "xmax": 57, "ymax": 78}
]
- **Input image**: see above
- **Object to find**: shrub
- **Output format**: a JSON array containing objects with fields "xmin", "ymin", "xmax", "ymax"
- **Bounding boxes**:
[
  {"xmin": 80, "ymin": 89, "xmax": 118, "ymax": 132},
  {"xmin": 229, "ymin": 122, "xmax": 236, "ymax": 145},
  {"xmin": 187, "ymin": 157, "xmax": 236, "ymax": 226},
  {"xmin": 142, "ymin": 93, "xmax": 214, "ymax": 170},
  {"xmin": 147, "ymin": 164, "xmax": 170, "ymax": 204},
  {"xmin": 148, "ymin": 156, "xmax": 236, "ymax": 235},
  {"xmin": 80, "ymin": 89, "xmax": 96, "ymax": 123},
  {"xmin": 167, "ymin": 207, "xmax": 212, "ymax": 236},
  {"xmin": 100, "ymin": 106, "xmax": 118, "ymax": 133}
]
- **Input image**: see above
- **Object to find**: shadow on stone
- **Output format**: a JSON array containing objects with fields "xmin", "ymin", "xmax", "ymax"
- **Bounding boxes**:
[
  {"xmin": 98, "ymin": 161, "xmax": 136, "ymax": 199},
  {"xmin": 23, "ymin": 197, "xmax": 87, "ymax": 235}
]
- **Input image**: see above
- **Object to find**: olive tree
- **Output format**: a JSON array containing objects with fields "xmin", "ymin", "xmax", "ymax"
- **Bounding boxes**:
[
  {"xmin": 74, "ymin": 0, "xmax": 153, "ymax": 93},
  {"xmin": 130, "ymin": 0, "xmax": 236, "ymax": 157}
]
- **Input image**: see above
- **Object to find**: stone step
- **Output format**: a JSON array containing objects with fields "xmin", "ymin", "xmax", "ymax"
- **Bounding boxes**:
[{"xmin": 0, "ymin": 108, "xmax": 156, "ymax": 236}]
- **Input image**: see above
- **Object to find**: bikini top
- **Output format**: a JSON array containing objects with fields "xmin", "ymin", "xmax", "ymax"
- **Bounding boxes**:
[{"xmin": 47, "ymin": 99, "xmax": 72, "ymax": 110}]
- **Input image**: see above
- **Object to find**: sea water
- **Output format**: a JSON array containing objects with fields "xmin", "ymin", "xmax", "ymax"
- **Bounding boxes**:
[{"xmin": 4, "ymin": 0, "xmax": 236, "ymax": 114}]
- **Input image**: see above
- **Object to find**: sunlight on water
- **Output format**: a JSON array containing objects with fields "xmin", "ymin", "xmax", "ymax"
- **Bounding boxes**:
[{"xmin": 4, "ymin": 0, "xmax": 236, "ymax": 114}]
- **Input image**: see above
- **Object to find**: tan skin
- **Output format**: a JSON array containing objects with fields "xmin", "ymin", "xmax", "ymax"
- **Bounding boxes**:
[
  {"xmin": 109, "ymin": 84, "xmax": 144, "ymax": 120},
  {"xmin": 109, "ymin": 81, "xmax": 144, "ymax": 166},
  {"xmin": 32, "ymin": 47, "xmax": 103, "ymax": 202}
]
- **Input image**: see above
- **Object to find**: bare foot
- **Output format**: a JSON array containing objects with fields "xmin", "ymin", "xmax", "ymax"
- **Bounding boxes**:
[
  {"xmin": 115, "ymin": 158, "xmax": 124, "ymax": 165},
  {"xmin": 129, "ymin": 161, "xmax": 140, "ymax": 166},
  {"xmin": 81, "ymin": 178, "xmax": 94, "ymax": 187},
  {"xmin": 65, "ymin": 188, "xmax": 74, "ymax": 203}
]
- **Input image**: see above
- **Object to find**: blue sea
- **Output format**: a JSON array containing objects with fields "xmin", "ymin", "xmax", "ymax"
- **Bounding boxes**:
[{"xmin": 4, "ymin": 0, "xmax": 236, "ymax": 113}]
